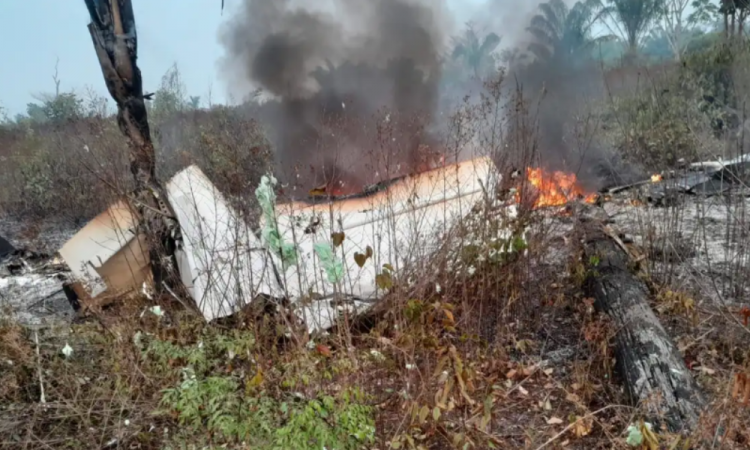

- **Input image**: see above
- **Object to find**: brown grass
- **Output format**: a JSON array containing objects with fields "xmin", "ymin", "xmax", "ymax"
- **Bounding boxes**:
[{"xmin": 3, "ymin": 42, "xmax": 750, "ymax": 449}]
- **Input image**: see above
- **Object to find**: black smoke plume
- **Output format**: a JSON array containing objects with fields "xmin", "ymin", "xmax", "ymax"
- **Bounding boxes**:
[
  {"xmin": 220, "ymin": 0, "xmax": 448, "ymax": 194},
  {"xmin": 470, "ymin": 0, "xmax": 640, "ymax": 189}
]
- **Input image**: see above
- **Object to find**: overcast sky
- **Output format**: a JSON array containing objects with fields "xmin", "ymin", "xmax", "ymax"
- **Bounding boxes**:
[{"xmin": 0, "ymin": 0, "xmax": 488, "ymax": 116}]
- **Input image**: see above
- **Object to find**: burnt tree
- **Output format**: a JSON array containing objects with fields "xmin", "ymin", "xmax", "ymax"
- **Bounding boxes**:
[
  {"xmin": 83, "ymin": 0, "xmax": 181, "ymax": 292},
  {"xmin": 578, "ymin": 206, "xmax": 705, "ymax": 432}
]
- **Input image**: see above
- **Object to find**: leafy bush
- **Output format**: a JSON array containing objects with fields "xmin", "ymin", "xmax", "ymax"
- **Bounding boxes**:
[
  {"xmin": 0, "ymin": 65, "xmax": 271, "ymax": 226},
  {"xmin": 140, "ymin": 327, "xmax": 374, "ymax": 449},
  {"xmin": 0, "ymin": 118, "xmax": 127, "ymax": 222},
  {"xmin": 599, "ymin": 59, "xmax": 727, "ymax": 169},
  {"xmin": 160, "ymin": 368, "xmax": 276, "ymax": 443},
  {"xmin": 153, "ymin": 106, "xmax": 273, "ymax": 223},
  {"xmin": 273, "ymin": 389, "xmax": 375, "ymax": 450},
  {"xmin": 606, "ymin": 92, "xmax": 703, "ymax": 168}
]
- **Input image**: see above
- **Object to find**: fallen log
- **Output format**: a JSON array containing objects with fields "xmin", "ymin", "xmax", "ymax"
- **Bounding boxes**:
[{"xmin": 578, "ymin": 205, "xmax": 705, "ymax": 432}]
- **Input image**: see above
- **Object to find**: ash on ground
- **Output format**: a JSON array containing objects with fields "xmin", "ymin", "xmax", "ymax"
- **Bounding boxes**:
[
  {"xmin": 603, "ymin": 189, "xmax": 750, "ymax": 309},
  {"xmin": 0, "ymin": 218, "xmax": 79, "ymax": 255},
  {"xmin": 0, "ymin": 251, "xmax": 74, "ymax": 327}
]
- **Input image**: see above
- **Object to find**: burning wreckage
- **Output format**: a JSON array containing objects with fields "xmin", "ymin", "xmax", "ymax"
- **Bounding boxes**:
[
  {"xmin": 608, "ymin": 153, "xmax": 750, "ymax": 203},
  {"xmin": 2, "ymin": 156, "xmax": 525, "ymax": 331},
  {"xmin": 2, "ymin": 153, "xmax": 731, "ymax": 429},
  {"xmin": 2, "ymin": 152, "xmax": 747, "ymax": 331}
]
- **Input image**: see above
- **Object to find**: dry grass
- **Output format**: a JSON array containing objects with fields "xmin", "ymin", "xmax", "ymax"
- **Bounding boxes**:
[
  {"xmin": 0, "ymin": 106, "xmax": 272, "ymax": 229},
  {"xmin": 3, "ymin": 43, "xmax": 750, "ymax": 450}
]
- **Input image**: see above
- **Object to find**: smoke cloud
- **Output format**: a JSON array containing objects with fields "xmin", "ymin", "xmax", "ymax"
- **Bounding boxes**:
[
  {"xmin": 220, "ymin": 0, "xmax": 451, "ymax": 193},
  {"xmin": 479, "ymin": 0, "xmax": 623, "ymax": 189},
  {"xmin": 219, "ymin": 0, "xmax": 629, "ymax": 194}
]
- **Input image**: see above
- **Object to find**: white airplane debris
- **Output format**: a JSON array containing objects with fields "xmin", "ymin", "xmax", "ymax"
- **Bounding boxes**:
[
  {"xmin": 56, "ymin": 156, "xmax": 517, "ymax": 333},
  {"xmin": 58, "ymin": 200, "xmax": 150, "ymax": 302}
]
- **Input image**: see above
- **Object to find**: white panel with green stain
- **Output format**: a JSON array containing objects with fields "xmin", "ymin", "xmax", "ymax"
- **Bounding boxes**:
[{"xmin": 258, "ymin": 156, "xmax": 522, "ymax": 332}]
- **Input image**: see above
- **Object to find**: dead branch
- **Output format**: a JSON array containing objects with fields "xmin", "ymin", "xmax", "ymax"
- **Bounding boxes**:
[{"xmin": 82, "ymin": 0, "xmax": 182, "ymax": 294}]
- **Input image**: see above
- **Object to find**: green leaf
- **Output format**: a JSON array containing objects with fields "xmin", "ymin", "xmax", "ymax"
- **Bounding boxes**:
[
  {"xmin": 256, "ymin": 174, "xmax": 298, "ymax": 266},
  {"xmin": 626, "ymin": 424, "xmax": 643, "ymax": 447},
  {"xmin": 248, "ymin": 368, "xmax": 263, "ymax": 388},
  {"xmin": 418, "ymin": 405, "xmax": 430, "ymax": 424},
  {"xmin": 375, "ymin": 272, "xmax": 393, "ymax": 290},
  {"xmin": 512, "ymin": 235, "xmax": 528, "ymax": 252}
]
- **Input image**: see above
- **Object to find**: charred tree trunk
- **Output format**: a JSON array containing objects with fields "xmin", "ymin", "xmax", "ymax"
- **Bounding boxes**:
[
  {"xmin": 578, "ymin": 207, "xmax": 705, "ymax": 432},
  {"xmin": 723, "ymin": 0, "xmax": 731, "ymax": 38},
  {"xmin": 83, "ymin": 0, "xmax": 181, "ymax": 293}
]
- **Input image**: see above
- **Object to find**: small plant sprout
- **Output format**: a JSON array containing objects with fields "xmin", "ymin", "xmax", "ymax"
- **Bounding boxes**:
[
  {"xmin": 149, "ymin": 305, "xmax": 164, "ymax": 318},
  {"xmin": 625, "ymin": 424, "xmax": 642, "ymax": 447},
  {"xmin": 626, "ymin": 421, "xmax": 654, "ymax": 447}
]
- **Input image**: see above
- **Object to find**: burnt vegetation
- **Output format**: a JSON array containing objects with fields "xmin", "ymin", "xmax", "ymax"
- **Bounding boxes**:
[{"xmin": 1, "ymin": 0, "xmax": 750, "ymax": 449}]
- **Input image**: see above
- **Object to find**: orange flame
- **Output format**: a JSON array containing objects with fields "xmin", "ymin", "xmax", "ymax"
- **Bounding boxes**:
[
  {"xmin": 307, "ymin": 162, "xmax": 597, "ymax": 208},
  {"xmin": 520, "ymin": 167, "xmax": 597, "ymax": 208},
  {"xmin": 651, "ymin": 173, "xmax": 663, "ymax": 183}
]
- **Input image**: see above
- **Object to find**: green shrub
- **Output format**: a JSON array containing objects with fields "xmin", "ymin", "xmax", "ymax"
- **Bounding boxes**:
[
  {"xmin": 273, "ymin": 389, "xmax": 375, "ymax": 450},
  {"xmin": 142, "ymin": 329, "xmax": 375, "ymax": 449},
  {"xmin": 599, "ymin": 58, "xmax": 729, "ymax": 169}
]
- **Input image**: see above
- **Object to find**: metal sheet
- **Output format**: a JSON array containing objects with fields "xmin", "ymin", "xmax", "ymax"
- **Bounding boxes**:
[
  {"xmin": 56, "ymin": 157, "xmax": 516, "ymax": 333},
  {"xmin": 265, "ymin": 156, "xmax": 516, "ymax": 331},
  {"xmin": 58, "ymin": 200, "xmax": 142, "ymax": 297},
  {"xmin": 167, "ymin": 165, "xmax": 282, "ymax": 321}
]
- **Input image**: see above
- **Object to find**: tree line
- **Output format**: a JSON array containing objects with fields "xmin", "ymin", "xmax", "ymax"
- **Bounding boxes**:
[{"xmin": 1, "ymin": 0, "xmax": 745, "ymax": 126}]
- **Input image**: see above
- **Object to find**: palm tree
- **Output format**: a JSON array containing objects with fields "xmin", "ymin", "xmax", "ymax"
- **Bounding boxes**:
[
  {"xmin": 451, "ymin": 24, "xmax": 502, "ymax": 78},
  {"xmin": 603, "ymin": 0, "xmax": 665, "ymax": 58},
  {"xmin": 741, "ymin": 1, "xmax": 750, "ymax": 36},
  {"xmin": 526, "ymin": 0, "xmax": 611, "ymax": 65},
  {"xmin": 720, "ymin": 0, "xmax": 750, "ymax": 38}
]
